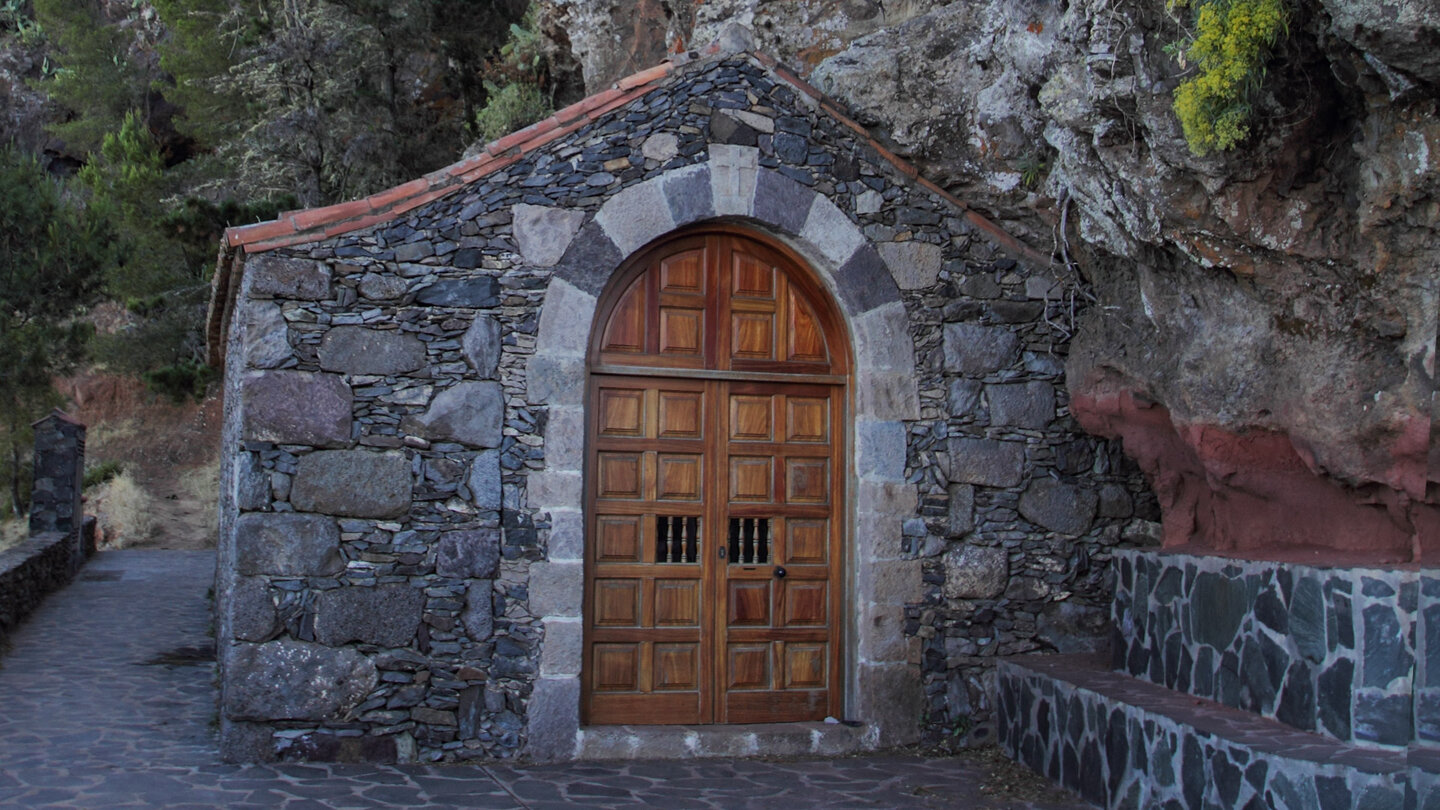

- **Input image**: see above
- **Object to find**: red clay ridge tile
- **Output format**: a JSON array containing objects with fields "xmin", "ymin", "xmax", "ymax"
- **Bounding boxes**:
[
  {"xmin": 388, "ymin": 187, "xmax": 452, "ymax": 217},
  {"xmin": 556, "ymin": 87, "xmax": 627, "ymax": 125},
  {"xmin": 486, "ymin": 120, "xmax": 545, "ymax": 156},
  {"xmin": 751, "ymin": 52, "xmax": 779, "ymax": 69},
  {"xmin": 289, "ymin": 199, "xmax": 372, "ymax": 232},
  {"xmin": 227, "ymin": 219, "xmax": 296, "ymax": 248},
  {"xmin": 618, "ymin": 63, "xmax": 672, "ymax": 90},
  {"xmin": 460, "ymin": 151, "xmax": 525, "ymax": 183},
  {"xmin": 245, "ymin": 230, "xmax": 325, "ymax": 254},
  {"xmin": 367, "ymin": 179, "xmax": 430, "ymax": 210},
  {"xmin": 511, "ymin": 119, "xmax": 577, "ymax": 160},
  {"xmin": 322, "ymin": 212, "xmax": 395, "ymax": 240}
]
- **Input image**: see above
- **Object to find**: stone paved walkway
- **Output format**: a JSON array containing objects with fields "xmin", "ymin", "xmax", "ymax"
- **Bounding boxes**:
[{"xmin": 0, "ymin": 550, "xmax": 1094, "ymax": 809}]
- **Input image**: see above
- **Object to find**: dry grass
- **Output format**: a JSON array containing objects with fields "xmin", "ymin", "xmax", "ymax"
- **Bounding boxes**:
[
  {"xmin": 179, "ymin": 455, "xmax": 221, "ymax": 539},
  {"xmin": 0, "ymin": 517, "xmax": 26, "ymax": 553},
  {"xmin": 91, "ymin": 471, "xmax": 157, "ymax": 549}
]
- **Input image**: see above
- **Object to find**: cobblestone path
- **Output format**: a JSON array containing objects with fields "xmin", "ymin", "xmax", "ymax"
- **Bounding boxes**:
[{"xmin": 0, "ymin": 551, "xmax": 1093, "ymax": 809}]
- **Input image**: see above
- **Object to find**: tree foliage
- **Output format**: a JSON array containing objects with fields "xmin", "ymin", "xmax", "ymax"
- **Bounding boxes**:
[
  {"xmin": 157, "ymin": 0, "xmax": 528, "ymax": 207},
  {"xmin": 11, "ymin": 0, "xmax": 538, "ymax": 411},
  {"xmin": 33, "ymin": 0, "xmax": 162, "ymax": 154},
  {"xmin": 0, "ymin": 147, "xmax": 114, "ymax": 515}
]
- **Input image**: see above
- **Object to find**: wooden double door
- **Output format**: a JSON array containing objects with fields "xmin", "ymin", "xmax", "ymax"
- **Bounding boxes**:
[{"xmin": 582, "ymin": 230, "xmax": 848, "ymax": 725}]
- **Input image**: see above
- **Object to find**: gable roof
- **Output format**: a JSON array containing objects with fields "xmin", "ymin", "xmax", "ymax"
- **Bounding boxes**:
[{"xmin": 208, "ymin": 48, "xmax": 1055, "ymax": 365}]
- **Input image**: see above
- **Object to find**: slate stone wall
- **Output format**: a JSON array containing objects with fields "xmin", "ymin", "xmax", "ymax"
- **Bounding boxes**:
[
  {"xmin": 1112, "ymin": 549, "xmax": 1433, "ymax": 750},
  {"xmin": 997, "ymin": 656, "xmax": 1419, "ymax": 810},
  {"xmin": 216, "ymin": 53, "xmax": 1151, "ymax": 762}
]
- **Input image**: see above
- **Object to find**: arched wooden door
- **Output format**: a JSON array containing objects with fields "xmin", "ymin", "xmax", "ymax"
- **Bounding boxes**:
[{"xmin": 583, "ymin": 229, "xmax": 850, "ymax": 725}]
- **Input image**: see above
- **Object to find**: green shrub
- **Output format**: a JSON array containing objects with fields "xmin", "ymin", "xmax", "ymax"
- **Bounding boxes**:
[
  {"xmin": 83, "ymin": 460, "xmax": 123, "ymax": 490},
  {"xmin": 142, "ymin": 361, "xmax": 216, "ymax": 404},
  {"xmin": 474, "ymin": 81, "xmax": 553, "ymax": 144},
  {"xmin": 1169, "ymin": 0, "xmax": 1289, "ymax": 155}
]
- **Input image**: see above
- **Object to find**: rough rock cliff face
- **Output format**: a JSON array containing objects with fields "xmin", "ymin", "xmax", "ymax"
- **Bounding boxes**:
[{"xmin": 540, "ymin": 0, "xmax": 1438, "ymax": 563}]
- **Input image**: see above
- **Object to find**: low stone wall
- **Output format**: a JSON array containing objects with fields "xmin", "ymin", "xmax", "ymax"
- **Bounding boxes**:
[
  {"xmin": 1111, "ymin": 549, "xmax": 1432, "ymax": 749},
  {"xmin": 0, "ymin": 531, "xmax": 80, "ymax": 642},
  {"xmin": 997, "ymin": 655, "xmax": 1419, "ymax": 810}
]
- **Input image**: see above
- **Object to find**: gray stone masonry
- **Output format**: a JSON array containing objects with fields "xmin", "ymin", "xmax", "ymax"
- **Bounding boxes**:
[
  {"xmin": 217, "ymin": 51, "xmax": 1152, "ymax": 763},
  {"xmin": 28, "ymin": 411, "xmax": 86, "ymax": 571}
]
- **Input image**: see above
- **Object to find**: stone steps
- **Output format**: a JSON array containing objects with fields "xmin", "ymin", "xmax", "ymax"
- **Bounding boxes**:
[
  {"xmin": 997, "ymin": 653, "xmax": 1432, "ymax": 810},
  {"xmin": 577, "ymin": 721, "xmax": 871, "ymax": 760}
]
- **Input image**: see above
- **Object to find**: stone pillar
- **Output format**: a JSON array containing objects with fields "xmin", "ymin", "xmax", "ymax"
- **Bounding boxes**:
[{"xmin": 29, "ymin": 410, "xmax": 86, "ymax": 571}]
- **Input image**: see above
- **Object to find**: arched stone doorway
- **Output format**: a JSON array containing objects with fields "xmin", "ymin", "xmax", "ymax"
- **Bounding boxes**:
[
  {"xmin": 583, "ymin": 227, "xmax": 851, "ymax": 724},
  {"xmin": 523, "ymin": 154, "xmax": 925, "ymax": 759}
]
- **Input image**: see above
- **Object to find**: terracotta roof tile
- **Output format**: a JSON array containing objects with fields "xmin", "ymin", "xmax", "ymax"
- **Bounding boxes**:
[
  {"xmin": 290, "ymin": 199, "xmax": 372, "ymax": 232},
  {"xmin": 366, "ymin": 178, "xmax": 432, "ymax": 210},
  {"xmin": 226, "ymin": 218, "xmax": 299, "ymax": 248},
  {"xmin": 618, "ymin": 63, "xmax": 673, "ymax": 90},
  {"xmin": 555, "ymin": 86, "xmax": 629, "ymax": 126},
  {"xmin": 459, "ymin": 151, "xmax": 525, "ymax": 183}
]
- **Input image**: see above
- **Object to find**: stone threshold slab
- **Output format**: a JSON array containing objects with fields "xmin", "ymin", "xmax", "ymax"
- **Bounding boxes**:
[
  {"xmin": 578, "ymin": 721, "xmax": 871, "ymax": 760},
  {"xmin": 1005, "ymin": 654, "xmax": 1413, "ymax": 776}
]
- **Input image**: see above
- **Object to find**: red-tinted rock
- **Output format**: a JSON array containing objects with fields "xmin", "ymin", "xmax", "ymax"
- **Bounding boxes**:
[{"xmin": 1071, "ymin": 390, "xmax": 1429, "ymax": 564}]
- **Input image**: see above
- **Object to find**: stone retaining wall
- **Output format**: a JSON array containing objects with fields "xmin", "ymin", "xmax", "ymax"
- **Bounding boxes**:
[
  {"xmin": 997, "ymin": 655, "xmax": 1419, "ymax": 810},
  {"xmin": 1112, "ymin": 549, "xmax": 1434, "ymax": 750},
  {"xmin": 215, "ymin": 51, "xmax": 1152, "ymax": 763},
  {"xmin": 0, "ymin": 532, "xmax": 80, "ymax": 643}
]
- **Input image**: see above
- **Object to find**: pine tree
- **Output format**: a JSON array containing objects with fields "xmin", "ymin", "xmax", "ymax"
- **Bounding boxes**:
[{"xmin": 0, "ymin": 148, "xmax": 114, "ymax": 516}]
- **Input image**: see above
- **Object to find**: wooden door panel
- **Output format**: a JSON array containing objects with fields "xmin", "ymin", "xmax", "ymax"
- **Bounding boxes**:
[
  {"xmin": 728, "ymin": 457, "xmax": 773, "ymax": 502},
  {"xmin": 731, "ymin": 312, "xmax": 775, "ymax": 361},
  {"xmin": 787, "ymin": 293, "xmax": 827, "ymax": 364},
  {"xmin": 601, "ymin": 277, "xmax": 647, "ymax": 355},
  {"xmin": 784, "ymin": 458, "xmax": 829, "ymax": 504},
  {"xmin": 659, "ymin": 249, "xmax": 704, "ymax": 293},
  {"xmin": 654, "ymin": 643, "xmax": 701, "ymax": 690},
  {"xmin": 785, "ymin": 397, "xmax": 829, "ymax": 442},
  {"xmin": 727, "ymin": 580, "xmax": 771, "ymax": 626},
  {"xmin": 785, "ymin": 519, "xmax": 828, "ymax": 564},
  {"xmin": 586, "ymin": 232, "xmax": 845, "ymax": 727},
  {"xmin": 782, "ymin": 581, "xmax": 828, "ymax": 626},
  {"xmin": 597, "ymin": 453, "xmax": 644, "ymax": 499},
  {"xmin": 594, "ymin": 580, "xmax": 641, "ymax": 626},
  {"xmin": 731, "ymin": 251, "xmax": 775, "ymax": 299},
  {"xmin": 658, "ymin": 391, "xmax": 703, "ymax": 438},
  {"xmin": 729, "ymin": 395, "xmax": 773, "ymax": 441},
  {"xmin": 656, "ymin": 454, "xmax": 702, "ymax": 501},
  {"xmin": 592, "ymin": 644, "xmax": 640, "ymax": 691},
  {"xmin": 726, "ymin": 691, "xmax": 827, "ymax": 723},
  {"xmin": 596, "ymin": 515, "xmax": 643, "ymax": 562},
  {"xmin": 783, "ymin": 643, "xmax": 827, "ymax": 688},
  {"xmin": 598, "ymin": 388, "xmax": 646, "ymax": 436},
  {"xmin": 659, "ymin": 307, "xmax": 704, "ymax": 355},
  {"xmin": 725, "ymin": 644, "xmax": 772, "ymax": 690},
  {"xmin": 654, "ymin": 579, "xmax": 701, "ymax": 626}
]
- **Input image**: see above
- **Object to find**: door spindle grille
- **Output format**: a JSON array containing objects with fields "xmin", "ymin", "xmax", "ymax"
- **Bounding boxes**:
[
  {"xmin": 727, "ymin": 517, "xmax": 770, "ymax": 564},
  {"xmin": 655, "ymin": 515, "xmax": 700, "ymax": 563}
]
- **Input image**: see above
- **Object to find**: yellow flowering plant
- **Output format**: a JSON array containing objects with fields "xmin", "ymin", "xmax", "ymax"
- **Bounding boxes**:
[{"xmin": 1168, "ymin": 0, "xmax": 1289, "ymax": 155}]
